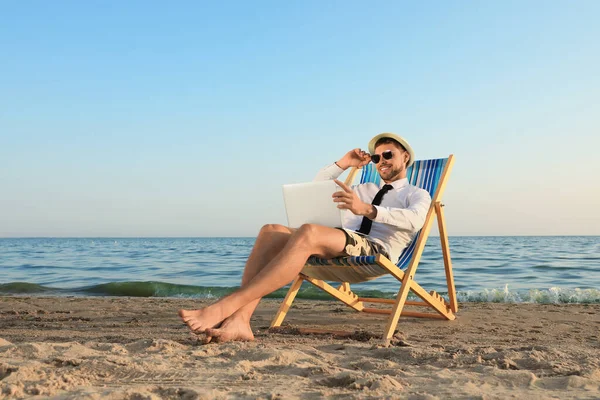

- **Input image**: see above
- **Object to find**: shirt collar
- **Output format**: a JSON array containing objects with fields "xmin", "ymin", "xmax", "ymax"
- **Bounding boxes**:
[{"xmin": 381, "ymin": 177, "xmax": 408, "ymax": 190}]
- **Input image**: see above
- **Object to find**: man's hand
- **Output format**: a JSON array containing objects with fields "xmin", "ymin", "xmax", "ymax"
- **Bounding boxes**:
[
  {"xmin": 333, "ymin": 180, "xmax": 376, "ymax": 218},
  {"xmin": 336, "ymin": 149, "xmax": 371, "ymax": 170}
]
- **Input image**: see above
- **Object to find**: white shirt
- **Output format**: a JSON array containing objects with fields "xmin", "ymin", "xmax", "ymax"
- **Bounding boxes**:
[{"xmin": 315, "ymin": 163, "xmax": 432, "ymax": 263}]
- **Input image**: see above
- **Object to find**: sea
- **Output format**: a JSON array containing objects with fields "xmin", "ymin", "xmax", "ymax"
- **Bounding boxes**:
[{"xmin": 1, "ymin": 236, "xmax": 599, "ymax": 304}]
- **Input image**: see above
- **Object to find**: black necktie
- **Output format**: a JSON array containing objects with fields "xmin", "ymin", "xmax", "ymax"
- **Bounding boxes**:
[{"xmin": 357, "ymin": 184, "xmax": 393, "ymax": 235}]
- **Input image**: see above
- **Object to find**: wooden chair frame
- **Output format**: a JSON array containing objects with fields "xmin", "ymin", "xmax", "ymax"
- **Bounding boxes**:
[{"xmin": 270, "ymin": 155, "xmax": 457, "ymax": 344}]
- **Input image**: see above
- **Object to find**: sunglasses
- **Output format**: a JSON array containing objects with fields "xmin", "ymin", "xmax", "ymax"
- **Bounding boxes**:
[{"xmin": 370, "ymin": 150, "xmax": 394, "ymax": 164}]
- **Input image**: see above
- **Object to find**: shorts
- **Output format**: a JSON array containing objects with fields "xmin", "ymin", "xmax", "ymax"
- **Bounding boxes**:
[{"xmin": 336, "ymin": 228, "xmax": 390, "ymax": 258}]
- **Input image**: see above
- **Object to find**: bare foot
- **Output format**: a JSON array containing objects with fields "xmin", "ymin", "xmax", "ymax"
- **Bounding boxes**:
[
  {"xmin": 204, "ymin": 317, "xmax": 255, "ymax": 344},
  {"xmin": 178, "ymin": 305, "xmax": 225, "ymax": 334}
]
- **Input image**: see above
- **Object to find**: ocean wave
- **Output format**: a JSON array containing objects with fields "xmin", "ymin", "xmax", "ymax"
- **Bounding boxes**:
[
  {"xmin": 457, "ymin": 284, "xmax": 600, "ymax": 304},
  {"xmin": 1, "ymin": 281, "xmax": 599, "ymax": 304}
]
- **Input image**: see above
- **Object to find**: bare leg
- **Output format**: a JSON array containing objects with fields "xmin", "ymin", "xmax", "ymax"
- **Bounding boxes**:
[
  {"xmin": 179, "ymin": 224, "xmax": 295, "ymax": 336},
  {"xmin": 180, "ymin": 224, "xmax": 346, "ymax": 342},
  {"xmin": 203, "ymin": 226, "xmax": 305, "ymax": 343}
]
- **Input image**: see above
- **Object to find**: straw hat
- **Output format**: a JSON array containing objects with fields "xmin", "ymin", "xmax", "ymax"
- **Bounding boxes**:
[{"xmin": 368, "ymin": 133, "xmax": 415, "ymax": 168}]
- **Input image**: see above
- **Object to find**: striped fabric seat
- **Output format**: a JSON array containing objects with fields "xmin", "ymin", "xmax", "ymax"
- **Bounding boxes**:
[{"xmin": 302, "ymin": 158, "xmax": 449, "ymax": 283}]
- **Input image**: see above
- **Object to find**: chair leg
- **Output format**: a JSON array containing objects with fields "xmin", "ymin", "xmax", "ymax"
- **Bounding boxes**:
[
  {"xmin": 380, "ymin": 200, "xmax": 449, "ymax": 343},
  {"xmin": 270, "ymin": 276, "xmax": 304, "ymax": 327},
  {"xmin": 435, "ymin": 202, "xmax": 458, "ymax": 313},
  {"xmin": 375, "ymin": 255, "xmax": 454, "ymax": 320},
  {"xmin": 382, "ymin": 273, "xmax": 414, "ymax": 343},
  {"xmin": 303, "ymin": 275, "xmax": 364, "ymax": 311}
]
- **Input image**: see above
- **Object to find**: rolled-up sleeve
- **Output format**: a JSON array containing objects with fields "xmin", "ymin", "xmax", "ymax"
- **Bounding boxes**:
[{"xmin": 372, "ymin": 189, "xmax": 431, "ymax": 232}]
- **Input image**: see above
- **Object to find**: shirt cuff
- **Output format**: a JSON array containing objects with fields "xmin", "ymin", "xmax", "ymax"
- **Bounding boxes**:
[
  {"xmin": 330, "ymin": 162, "xmax": 345, "ymax": 174},
  {"xmin": 372, "ymin": 205, "xmax": 388, "ymax": 223}
]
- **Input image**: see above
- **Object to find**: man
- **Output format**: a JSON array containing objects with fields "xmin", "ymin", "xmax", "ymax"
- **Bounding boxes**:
[{"xmin": 179, "ymin": 133, "xmax": 431, "ymax": 343}]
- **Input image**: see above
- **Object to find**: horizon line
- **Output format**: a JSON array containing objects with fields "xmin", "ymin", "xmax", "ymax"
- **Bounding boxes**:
[{"xmin": 1, "ymin": 235, "xmax": 599, "ymax": 239}]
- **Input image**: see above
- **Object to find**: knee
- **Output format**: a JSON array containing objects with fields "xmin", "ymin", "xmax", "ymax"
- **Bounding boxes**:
[
  {"xmin": 295, "ymin": 224, "xmax": 320, "ymax": 246},
  {"xmin": 259, "ymin": 224, "xmax": 289, "ymax": 235}
]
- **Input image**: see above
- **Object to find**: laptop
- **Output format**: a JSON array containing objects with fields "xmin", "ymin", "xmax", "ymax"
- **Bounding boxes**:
[{"xmin": 282, "ymin": 180, "xmax": 344, "ymax": 228}]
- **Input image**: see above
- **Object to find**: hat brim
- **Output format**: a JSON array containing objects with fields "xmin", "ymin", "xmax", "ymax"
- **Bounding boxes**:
[{"xmin": 368, "ymin": 133, "xmax": 415, "ymax": 168}]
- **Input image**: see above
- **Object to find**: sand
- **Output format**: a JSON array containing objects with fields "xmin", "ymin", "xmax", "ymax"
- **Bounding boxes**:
[{"xmin": 0, "ymin": 296, "xmax": 599, "ymax": 399}]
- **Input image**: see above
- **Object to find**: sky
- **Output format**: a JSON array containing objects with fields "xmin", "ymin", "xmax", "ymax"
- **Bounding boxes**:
[{"xmin": 0, "ymin": 1, "xmax": 599, "ymax": 237}]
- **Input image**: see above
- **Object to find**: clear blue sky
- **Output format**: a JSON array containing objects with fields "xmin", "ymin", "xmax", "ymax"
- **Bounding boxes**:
[{"xmin": 1, "ymin": 1, "xmax": 598, "ymax": 237}]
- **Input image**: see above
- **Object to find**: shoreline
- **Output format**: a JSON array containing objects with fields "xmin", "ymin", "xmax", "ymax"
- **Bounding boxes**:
[
  {"xmin": 2, "ymin": 284, "xmax": 599, "ymax": 305},
  {"xmin": 1, "ymin": 296, "xmax": 599, "ymax": 398}
]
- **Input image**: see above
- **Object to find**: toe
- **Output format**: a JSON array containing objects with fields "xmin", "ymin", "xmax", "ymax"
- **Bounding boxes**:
[
  {"xmin": 206, "ymin": 328, "xmax": 225, "ymax": 343},
  {"xmin": 205, "ymin": 328, "xmax": 220, "ymax": 337},
  {"xmin": 190, "ymin": 322, "xmax": 205, "ymax": 332}
]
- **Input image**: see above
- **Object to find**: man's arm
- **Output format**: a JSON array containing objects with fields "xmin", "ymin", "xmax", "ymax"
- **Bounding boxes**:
[
  {"xmin": 372, "ymin": 189, "xmax": 432, "ymax": 232},
  {"xmin": 314, "ymin": 162, "xmax": 345, "ymax": 181},
  {"xmin": 332, "ymin": 180, "xmax": 379, "ymax": 218},
  {"xmin": 315, "ymin": 148, "xmax": 370, "ymax": 181}
]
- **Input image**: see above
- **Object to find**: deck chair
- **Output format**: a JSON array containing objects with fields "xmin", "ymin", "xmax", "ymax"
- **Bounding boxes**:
[{"xmin": 271, "ymin": 155, "xmax": 457, "ymax": 344}]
